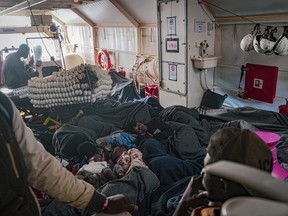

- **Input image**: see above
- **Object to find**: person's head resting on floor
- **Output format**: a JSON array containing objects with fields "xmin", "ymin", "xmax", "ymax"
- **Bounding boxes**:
[
  {"xmin": 123, "ymin": 121, "xmax": 148, "ymax": 136},
  {"xmin": 202, "ymin": 127, "xmax": 273, "ymax": 203}
]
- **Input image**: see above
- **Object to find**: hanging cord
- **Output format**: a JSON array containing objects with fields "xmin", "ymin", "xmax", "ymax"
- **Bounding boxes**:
[
  {"xmin": 170, "ymin": 1, "xmax": 173, "ymax": 17},
  {"xmin": 200, "ymin": 0, "xmax": 257, "ymax": 25},
  {"xmin": 238, "ymin": 65, "xmax": 245, "ymax": 89},
  {"xmin": 199, "ymin": 0, "xmax": 278, "ymax": 29},
  {"xmin": 26, "ymin": 0, "xmax": 62, "ymax": 68},
  {"xmin": 237, "ymin": 65, "xmax": 246, "ymax": 98},
  {"xmin": 170, "ymin": 1, "xmax": 173, "ymax": 40}
]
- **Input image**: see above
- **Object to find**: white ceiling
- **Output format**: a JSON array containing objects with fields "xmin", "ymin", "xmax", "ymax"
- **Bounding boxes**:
[
  {"xmin": 76, "ymin": 0, "xmax": 133, "ymax": 26},
  {"xmin": 1, "ymin": 0, "xmax": 288, "ymax": 26},
  {"xmin": 51, "ymin": 9, "xmax": 87, "ymax": 25},
  {"xmin": 206, "ymin": 0, "xmax": 288, "ymax": 17}
]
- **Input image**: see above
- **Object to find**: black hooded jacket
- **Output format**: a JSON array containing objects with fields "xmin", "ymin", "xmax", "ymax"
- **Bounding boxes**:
[{"xmin": 2, "ymin": 44, "xmax": 33, "ymax": 89}]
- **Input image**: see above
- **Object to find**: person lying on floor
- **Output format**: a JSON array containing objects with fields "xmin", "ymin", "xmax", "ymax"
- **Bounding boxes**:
[
  {"xmin": 76, "ymin": 145, "xmax": 148, "ymax": 181},
  {"xmin": 41, "ymin": 146, "xmax": 155, "ymax": 216},
  {"xmin": 123, "ymin": 119, "xmax": 207, "ymax": 188},
  {"xmin": 123, "ymin": 117, "xmax": 173, "ymax": 143},
  {"xmin": 94, "ymin": 146, "xmax": 160, "ymax": 215},
  {"xmin": 96, "ymin": 131, "xmax": 138, "ymax": 151},
  {"xmin": 75, "ymin": 151, "xmax": 110, "ymax": 188},
  {"xmin": 76, "ymin": 146, "xmax": 128, "ymax": 183},
  {"xmin": 101, "ymin": 146, "xmax": 148, "ymax": 180},
  {"xmin": 172, "ymin": 128, "xmax": 273, "ymax": 216}
]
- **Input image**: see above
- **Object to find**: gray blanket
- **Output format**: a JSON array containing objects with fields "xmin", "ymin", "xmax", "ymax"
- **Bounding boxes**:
[
  {"xmin": 167, "ymin": 121, "xmax": 207, "ymax": 162},
  {"xmin": 97, "ymin": 167, "xmax": 160, "ymax": 204}
]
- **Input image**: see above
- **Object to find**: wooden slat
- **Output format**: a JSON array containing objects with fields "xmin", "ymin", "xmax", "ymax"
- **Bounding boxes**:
[
  {"xmin": 71, "ymin": 7, "xmax": 96, "ymax": 27},
  {"xmin": 0, "ymin": 26, "xmax": 52, "ymax": 35},
  {"xmin": 216, "ymin": 12, "xmax": 288, "ymax": 24},
  {"xmin": 109, "ymin": 0, "xmax": 139, "ymax": 28},
  {"xmin": 0, "ymin": 0, "xmax": 72, "ymax": 12},
  {"xmin": 0, "ymin": 0, "xmax": 47, "ymax": 16}
]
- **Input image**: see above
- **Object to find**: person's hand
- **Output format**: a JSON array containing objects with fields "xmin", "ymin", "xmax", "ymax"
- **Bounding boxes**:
[
  {"xmin": 0, "ymin": 196, "xmax": 30, "ymax": 216},
  {"xmin": 103, "ymin": 194, "xmax": 138, "ymax": 214},
  {"xmin": 182, "ymin": 174, "xmax": 206, "ymax": 206},
  {"xmin": 172, "ymin": 175, "xmax": 207, "ymax": 216}
]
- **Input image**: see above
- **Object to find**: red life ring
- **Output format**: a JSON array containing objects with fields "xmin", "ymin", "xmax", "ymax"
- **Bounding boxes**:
[{"xmin": 97, "ymin": 49, "xmax": 111, "ymax": 70}]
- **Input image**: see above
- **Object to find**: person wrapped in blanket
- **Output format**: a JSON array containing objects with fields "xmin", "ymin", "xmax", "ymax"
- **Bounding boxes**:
[
  {"xmin": 0, "ymin": 92, "xmax": 138, "ymax": 216},
  {"xmin": 123, "ymin": 117, "xmax": 206, "ymax": 188},
  {"xmin": 94, "ymin": 146, "xmax": 147, "ymax": 180},
  {"xmin": 172, "ymin": 128, "xmax": 273, "ymax": 216},
  {"xmin": 75, "ymin": 151, "xmax": 109, "ymax": 188},
  {"xmin": 123, "ymin": 117, "xmax": 174, "ymax": 143},
  {"xmin": 76, "ymin": 145, "xmax": 148, "ymax": 181},
  {"xmin": 75, "ymin": 135, "xmax": 147, "ymax": 183}
]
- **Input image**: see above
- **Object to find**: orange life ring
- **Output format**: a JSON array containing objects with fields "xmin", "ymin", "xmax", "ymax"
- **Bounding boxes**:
[{"xmin": 97, "ymin": 49, "xmax": 111, "ymax": 70}]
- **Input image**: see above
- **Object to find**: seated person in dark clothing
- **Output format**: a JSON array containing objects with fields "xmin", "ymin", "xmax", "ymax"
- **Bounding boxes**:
[
  {"xmin": 2, "ymin": 44, "xmax": 38, "ymax": 89},
  {"xmin": 124, "ymin": 117, "xmax": 174, "ymax": 141}
]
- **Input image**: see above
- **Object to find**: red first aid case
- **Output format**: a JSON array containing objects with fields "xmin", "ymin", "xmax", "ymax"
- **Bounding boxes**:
[{"xmin": 244, "ymin": 63, "xmax": 278, "ymax": 103}]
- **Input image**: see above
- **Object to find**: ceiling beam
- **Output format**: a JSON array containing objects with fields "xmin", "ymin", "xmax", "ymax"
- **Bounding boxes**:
[
  {"xmin": 71, "ymin": 7, "xmax": 96, "ymax": 27},
  {"xmin": 109, "ymin": 0, "xmax": 139, "ymax": 28},
  {"xmin": 202, "ymin": 1, "xmax": 215, "ymax": 17},
  {"xmin": 0, "ymin": 0, "xmax": 47, "ymax": 16},
  {"xmin": 0, "ymin": 26, "xmax": 51, "ymax": 35},
  {"xmin": 215, "ymin": 12, "xmax": 288, "ymax": 24}
]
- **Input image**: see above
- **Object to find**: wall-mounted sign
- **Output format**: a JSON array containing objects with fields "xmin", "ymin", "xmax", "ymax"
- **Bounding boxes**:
[
  {"xmin": 169, "ymin": 63, "xmax": 177, "ymax": 81},
  {"xmin": 167, "ymin": 16, "xmax": 176, "ymax": 35},
  {"xmin": 194, "ymin": 20, "xmax": 206, "ymax": 32},
  {"xmin": 166, "ymin": 38, "xmax": 179, "ymax": 53}
]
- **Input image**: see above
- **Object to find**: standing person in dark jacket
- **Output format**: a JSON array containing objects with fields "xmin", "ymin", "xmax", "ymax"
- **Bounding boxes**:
[{"xmin": 1, "ymin": 44, "xmax": 38, "ymax": 89}]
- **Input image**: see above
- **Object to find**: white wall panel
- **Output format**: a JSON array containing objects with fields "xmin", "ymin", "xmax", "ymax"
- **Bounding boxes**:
[
  {"xmin": 216, "ymin": 24, "xmax": 288, "ymax": 111},
  {"xmin": 159, "ymin": 89, "xmax": 187, "ymax": 107}
]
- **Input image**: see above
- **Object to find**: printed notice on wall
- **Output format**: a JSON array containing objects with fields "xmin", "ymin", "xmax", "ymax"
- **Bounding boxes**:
[
  {"xmin": 169, "ymin": 64, "xmax": 177, "ymax": 81},
  {"xmin": 166, "ymin": 38, "xmax": 179, "ymax": 53},
  {"xmin": 194, "ymin": 20, "xmax": 206, "ymax": 32},
  {"xmin": 167, "ymin": 16, "xmax": 176, "ymax": 35}
]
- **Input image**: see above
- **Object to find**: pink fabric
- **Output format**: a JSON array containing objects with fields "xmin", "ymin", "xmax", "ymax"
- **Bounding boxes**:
[
  {"xmin": 117, "ymin": 148, "xmax": 148, "ymax": 174},
  {"xmin": 254, "ymin": 131, "xmax": 288, "ymax": 179}
]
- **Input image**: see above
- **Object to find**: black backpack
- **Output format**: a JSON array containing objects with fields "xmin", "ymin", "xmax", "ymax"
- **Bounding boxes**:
[{"xmin": 0, "ymin": 92, "xmax": 40, "ymax": 215}]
